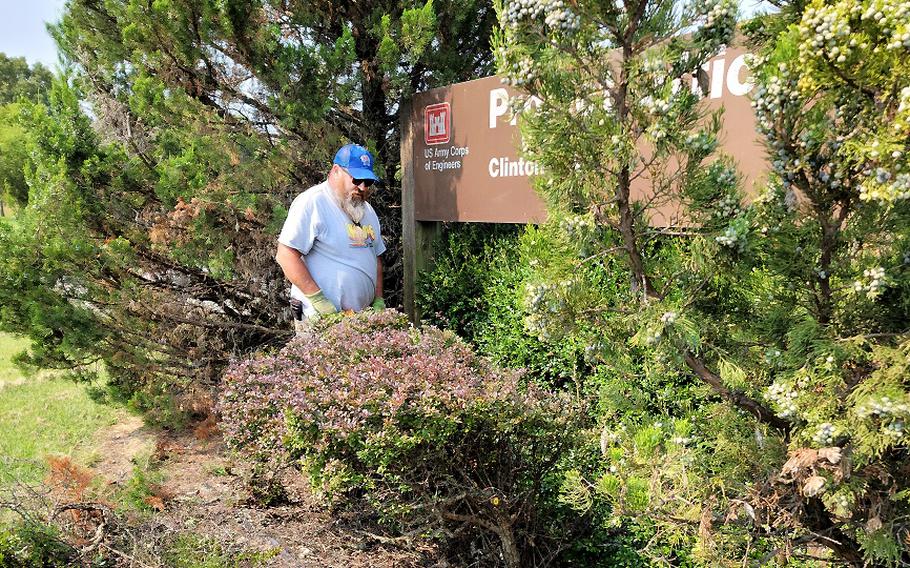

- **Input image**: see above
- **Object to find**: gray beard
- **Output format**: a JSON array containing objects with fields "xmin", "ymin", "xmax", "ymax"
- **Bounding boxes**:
[{"xmin": 341, "ymin": 198, "xmax": 366, "ymax": 224}]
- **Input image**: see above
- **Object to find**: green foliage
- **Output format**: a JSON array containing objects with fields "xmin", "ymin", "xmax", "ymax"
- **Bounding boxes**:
[
  {"xmin": 222, "ymin": 311, "xmax": 594, "ymax": 567},
  {"xmin": 0, "ymin": 53, "xmax": 51, "ymax": 213},
  {"xmin": 118, "ymin": 376, "xmax": 193, "ymax": 430},
  {"xmin": 0, "ymin": 521, "xmax": 76, "ymax": 568},
  {"xmin": 0, "ymin": 0, "xmax": 499, "ymax": 423},
  {"xmin": 417, "ymin": 224, "xmax": 586, "ymax": 388},
  {"xmin": 162, "ymin": 533, "xmax": 278, "ymax": 568},
  {"xmin": 742, "ymin": 1, "xmax": 910, "ymax": 562},
  {"xmin": 0, "ymin": 104, "xmax": 29, "ymax": 210},
  {"xmin": 487, "ymin": 0, "xmax": 910, "ymax": 563},
  {"xmin": 115, "ymin": 454, "xmax": 166, "ymax": 514},
  {"xmin": 400, "ymin": 0, "xmax": 438, "ymax": 63},
  {"xmin": 0, "ymin": 54, "xmax": 53, "ymax": 106}
]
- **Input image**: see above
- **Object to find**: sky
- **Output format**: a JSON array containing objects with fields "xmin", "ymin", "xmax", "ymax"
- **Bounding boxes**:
[{"xmin": 0, "ymin": 0, "xmax": 67, "ymax": 69}]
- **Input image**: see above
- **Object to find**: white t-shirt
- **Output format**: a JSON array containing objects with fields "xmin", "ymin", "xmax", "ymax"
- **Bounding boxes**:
[{"xmin": 278, "ymin": 182, "xmax": 385, "ymax": 315}]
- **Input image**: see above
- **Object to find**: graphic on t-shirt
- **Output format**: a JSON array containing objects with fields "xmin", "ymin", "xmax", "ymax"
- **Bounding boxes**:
[{"xmin": 347, "ymin": 223, "xmax": 376, "ymax": 248}]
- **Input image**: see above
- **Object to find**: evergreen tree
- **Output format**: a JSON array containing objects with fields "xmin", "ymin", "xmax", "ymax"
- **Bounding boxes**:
[
  {"xmin": 495, "ymin": 0, "xmax": 909, "ymax": 563},
  {"xmin": 742, "ymin": 0, "xmax": 910, "ymax": 562},
  {"xmin": 0, "ymin": 0, "xmax": 495, "ymax": 421}
]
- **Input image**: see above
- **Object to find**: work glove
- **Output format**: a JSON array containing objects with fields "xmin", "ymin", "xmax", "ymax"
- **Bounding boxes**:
[
  {"xmin": 371, "ymin": 297, "xmax": 386, "ymax": 311},
  {"xmin": 305, "ymin": 290, "xmax": 337, "ymax": 316}
]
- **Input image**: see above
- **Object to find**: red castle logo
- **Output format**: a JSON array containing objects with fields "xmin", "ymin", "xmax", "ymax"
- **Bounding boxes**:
[{"xmin": 424, "ymin": 103, "xmax": 450, "ymax": 145}]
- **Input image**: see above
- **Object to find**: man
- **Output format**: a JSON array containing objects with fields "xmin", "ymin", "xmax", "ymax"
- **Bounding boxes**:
[{"xmin": 276, "ymin": 144, "xmax": 385, "ymax": 328}]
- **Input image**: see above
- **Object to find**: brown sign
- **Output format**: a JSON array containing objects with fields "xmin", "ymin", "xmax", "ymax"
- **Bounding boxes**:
[{"xmin": 409, "ymin": 43, "xmax": 768, "ymax": 223}]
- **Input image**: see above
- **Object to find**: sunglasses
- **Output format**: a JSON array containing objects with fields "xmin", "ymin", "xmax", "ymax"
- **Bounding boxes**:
[{"xmin": 341, "ymin": 167, "xmax": 376, "ymax": 188}]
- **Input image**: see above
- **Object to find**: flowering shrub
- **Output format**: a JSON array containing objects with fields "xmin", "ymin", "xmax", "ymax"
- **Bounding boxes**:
[{"xmin": 220, "ymin": 310, "xmax": 588, "ymax": 568}]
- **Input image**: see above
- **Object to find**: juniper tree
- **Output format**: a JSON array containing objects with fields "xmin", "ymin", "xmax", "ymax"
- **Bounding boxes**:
[
  {"xmin": 737, "ymin": 0, "xmax": 910, "ymax": 563},
  {"xmin": 0, "ymin": 0, "xmax": 496, "ymax": 421},
  {"xmin": 495, "ymin": 0, "xmax": 910, "ymax": 564}
]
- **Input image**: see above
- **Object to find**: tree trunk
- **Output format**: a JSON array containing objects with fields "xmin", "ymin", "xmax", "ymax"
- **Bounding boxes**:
[
  {"xmin": 804, "ymin": 498, "xmax": 865, "ymax": 566},
  {"xmin": 496, "ymin": 524, "xmax": 521, "ymax": 568}
]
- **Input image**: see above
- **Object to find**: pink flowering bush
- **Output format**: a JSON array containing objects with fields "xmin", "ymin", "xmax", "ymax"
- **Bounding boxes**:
[{"xmin": 220, "ymin": 310, "xmax": 587, "ymax": 567}]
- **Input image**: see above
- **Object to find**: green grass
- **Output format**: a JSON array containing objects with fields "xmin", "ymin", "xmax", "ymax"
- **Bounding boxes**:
[
  {"xmin": 0, "ymin": 332, "xmax": 124, "ymax": 486},
  {"xmin": 163, "ymin": 534, "xmax": 279, "ymax": 568},
  {"xmin": 0, "ymin": 332, "xmax": 29, "ymax": 387}
]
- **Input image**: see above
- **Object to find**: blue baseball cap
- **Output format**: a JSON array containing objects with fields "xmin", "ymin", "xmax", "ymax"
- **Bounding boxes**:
[{"xmin": 333, "ymin": 144, "xmax": 379, "ymax": 181}]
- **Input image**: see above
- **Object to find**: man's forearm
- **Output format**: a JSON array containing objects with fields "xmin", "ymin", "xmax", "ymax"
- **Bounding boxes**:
[
  {"xmin": 276, "ymin": 243, "xmax": 320, "ymax": 295},
  {"xmin": 375, "ymin": 256, "xmax": 383, "ymax": 299}
]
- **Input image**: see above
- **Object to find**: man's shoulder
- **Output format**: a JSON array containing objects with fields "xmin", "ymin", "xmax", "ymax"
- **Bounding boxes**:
[{"xmin": 290, "ymin": 182, "xmax": 329, "ymax": 207}]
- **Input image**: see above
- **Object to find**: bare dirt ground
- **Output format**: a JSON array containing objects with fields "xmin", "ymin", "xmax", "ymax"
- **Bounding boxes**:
[
  {"xmin": 91, "ymin": 420, "xmax": 441, "ymax": 567},
  {"xmin": 92, "ymin": 415, "xmax": 152, "ymax": 484}
]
